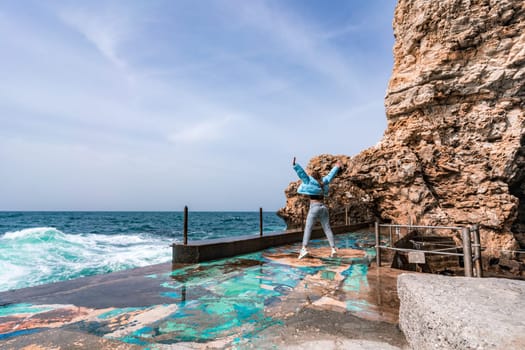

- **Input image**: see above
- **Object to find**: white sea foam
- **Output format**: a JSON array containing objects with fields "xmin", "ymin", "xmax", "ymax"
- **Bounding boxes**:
[
  {"xmin": 0, "ymin": 227, "xmax": 172, "ymax": 292},
  {"xmin": 3, "ymin": 226, "xmax": 59, "ymax": 239},
  {"xmin": 0, "ymin": 261, "xmax": 29, "ymax": 286}
]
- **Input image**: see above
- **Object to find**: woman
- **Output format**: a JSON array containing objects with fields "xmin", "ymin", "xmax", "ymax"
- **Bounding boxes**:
[{"xmin": 292, "ymin": 157, "xmax": 341, "ymax": 259}]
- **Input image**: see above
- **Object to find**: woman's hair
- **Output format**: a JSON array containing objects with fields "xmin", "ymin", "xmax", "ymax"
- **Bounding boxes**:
[{"xmin": 311, "ymin": 171, "xmax": 325, "ymax": 193}]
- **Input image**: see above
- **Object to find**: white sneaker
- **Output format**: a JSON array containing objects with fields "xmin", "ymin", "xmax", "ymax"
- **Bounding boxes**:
[
  {"xmin": 330, "ymin": 248, "xmax": 337, "ymax": 258},
  {"xmin": 298, "ymin": 247, "xmax": 309, "ymax": 259}
]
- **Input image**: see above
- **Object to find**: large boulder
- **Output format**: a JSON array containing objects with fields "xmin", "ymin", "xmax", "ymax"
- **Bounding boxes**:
[{"xmin": 397, "ymin": 273, "xmax": 525, "ymax": 349}]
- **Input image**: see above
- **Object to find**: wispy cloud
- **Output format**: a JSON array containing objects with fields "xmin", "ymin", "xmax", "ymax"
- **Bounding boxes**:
[
  {"xmin": 319, "ymin": 23, "xmax": 360, "ymax": 40},
  {"xmin": 57, "ymin": 5, "xmax": 136, "ymax": 77},
  {"xmin": 60, "ymin": 9, "xmax": 120, "ymax": 68},
  {"xmin": 0, "ymin": 0, "xmax": 396, "ymax": 210},
  {"xmin": 168, "ymin": 115, "xmax": 239, "ymax": 144},
  {"xmin": 225, "ymin": 0, "xmax": 360, "ymax": 91}
]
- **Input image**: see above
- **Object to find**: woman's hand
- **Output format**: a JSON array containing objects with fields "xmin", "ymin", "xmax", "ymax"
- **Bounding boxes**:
[{"xmin": 335, "ymin": 160, "xmax": 342, "ymax": 168}]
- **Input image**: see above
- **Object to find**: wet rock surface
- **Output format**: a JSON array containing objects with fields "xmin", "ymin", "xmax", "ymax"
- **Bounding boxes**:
[
  {"xmin": 0, "ymin": 329, "xmax": 143, "ymax": 350},
  {"xmin": 252, "ymin": 307, "xmax": 407, "ymax": 350},
  {"xmin": 0, "ymin": 233, "xmax": 408, "ymax": 349},
  {"xmin": 250, "ymin": 265, "xmax": 408, "ymax": 350},
  {"xmin": 398, "ymin": 273, "xmax": 525, "ymax": 349}
]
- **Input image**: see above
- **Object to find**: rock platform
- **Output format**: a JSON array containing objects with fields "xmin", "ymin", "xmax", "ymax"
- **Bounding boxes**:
[{"xmin": 0, "ymin": 232, "xmax": 408, "ymax": 349}]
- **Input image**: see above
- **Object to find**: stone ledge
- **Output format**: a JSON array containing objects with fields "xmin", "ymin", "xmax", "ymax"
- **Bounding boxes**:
[
  {"xmin": 172, "ymin": 223, "xmax": 371, "ymax": 263},
  {"xmin": 397, "ymin": 273, "xmax": 525, "ymax": 349}
]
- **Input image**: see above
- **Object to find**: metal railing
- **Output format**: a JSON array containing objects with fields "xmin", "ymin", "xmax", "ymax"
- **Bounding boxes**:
[{"xmin": 374, "ymin": 222, "xmax": 483, "ymax": 277}]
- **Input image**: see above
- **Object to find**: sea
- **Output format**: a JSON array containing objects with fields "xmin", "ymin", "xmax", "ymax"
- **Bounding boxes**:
[{"xmin": 0, "ymin": 211, "xmax": 286, "ymax": 293}]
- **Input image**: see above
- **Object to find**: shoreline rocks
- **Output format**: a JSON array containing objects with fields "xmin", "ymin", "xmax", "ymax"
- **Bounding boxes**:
[{"xmin": 279, "ymin": 0, "xmax": 525, "ymax": 269}]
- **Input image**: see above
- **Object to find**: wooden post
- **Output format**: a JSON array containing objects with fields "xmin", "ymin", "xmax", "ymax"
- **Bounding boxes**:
[
  {"xmin": 183, "ymin": 206, "xmax": 188, "ymax": 246},
  {"xmin": 259, "ymin": 207, "xmax": 263, "ymax": 237},
  {"xmin": 462, "ymin": 227, "xmax": 473, "ymax": 277},
  {"xmin": 472, "ymin": 225, "xmax": 483, "ymax": 277},
  {"xmin": 375, "ymin": 222, "xmax": 381, "ymax": 267}
]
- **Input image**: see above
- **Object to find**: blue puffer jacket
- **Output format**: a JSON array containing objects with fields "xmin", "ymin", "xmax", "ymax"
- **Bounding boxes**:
[{"xmin": 293, "ymin": 163, "xmax": 340, "ymax": 196}]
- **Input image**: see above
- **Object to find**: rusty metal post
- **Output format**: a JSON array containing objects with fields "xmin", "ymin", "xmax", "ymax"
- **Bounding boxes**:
[
  {"xmin": 375, "ymin": 222, "xmax": 381, "ymax": 267},
  {"xmin": 472, "ymin": 225, "xmax": 483, "ymax": 277},
  {"xmin": 259, "ymin": 207, "xmax": 263, "ymax": 237},
  {"xmin": 462, "ymin": 227, "xmax": 473, "ymax": 277},
  {"xmin": 183, "ymin": 206, "xmax": 188, "ymax": 246},
  {"xmin": 181, "ymin": 285, "xmax": 186, "ymax": 303}
]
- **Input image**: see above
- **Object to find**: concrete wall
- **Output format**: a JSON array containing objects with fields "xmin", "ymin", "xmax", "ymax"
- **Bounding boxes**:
[{"xmin": 172, "ymin": 223, "xmax": 370, "ymax": 263}]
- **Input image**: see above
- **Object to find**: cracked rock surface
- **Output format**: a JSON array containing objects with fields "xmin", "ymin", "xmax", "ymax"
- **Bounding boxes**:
[{"xmin": 279, "ymin": 0, "xmax": 525, "ymax": 264}]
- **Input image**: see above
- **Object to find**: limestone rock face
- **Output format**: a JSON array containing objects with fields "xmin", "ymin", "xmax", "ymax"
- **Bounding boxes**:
[
  {"xmin": 277, "ymin": 155, "xmax": 376, "ymax": 229},
  {"xmin": 278, "ymin": 0, "xmax": 525, "ymax": 258}
]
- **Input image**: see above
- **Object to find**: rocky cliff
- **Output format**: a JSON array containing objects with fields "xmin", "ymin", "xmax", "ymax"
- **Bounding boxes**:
[{"xmin": 278, "ymin": 0, "xmax": 525, "ymax": 261}]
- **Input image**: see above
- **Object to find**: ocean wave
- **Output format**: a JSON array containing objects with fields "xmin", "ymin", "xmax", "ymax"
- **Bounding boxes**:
[
  {"xmin": 3, "ymin": 226, "xmax": 63, "ymax": 240},
  {"xmin": 0, "ymin": 227, "xmax": 172, "ymax": 292}
]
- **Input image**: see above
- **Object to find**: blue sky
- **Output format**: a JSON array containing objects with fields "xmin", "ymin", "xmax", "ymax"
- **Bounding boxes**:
[{"xmin": 0, "ymin": 0, "xmax": 396, "ymax": 211}]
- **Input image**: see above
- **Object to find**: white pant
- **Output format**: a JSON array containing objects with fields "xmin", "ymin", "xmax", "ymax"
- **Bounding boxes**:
[{"xmin": 302, "ymin": 202, "xmax": 335, "ymax": 248}]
